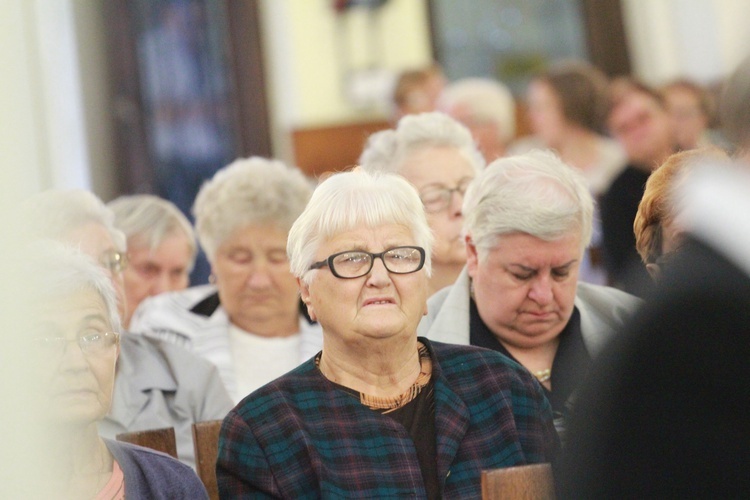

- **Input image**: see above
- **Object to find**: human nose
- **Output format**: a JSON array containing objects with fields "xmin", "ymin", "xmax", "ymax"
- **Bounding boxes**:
[
  {"xmin": 57, "ymin": 340, "xmax": 90, "ymax": 372},
  {"xmin": 246, "ymin": 261, "xmax": 273, "ymax": 288},
  {"xmin": 448, "ymin": 189, "xmax": 463, "ymax": 216},
  {"xmin": 151, "ymin": 272, "xmax": 171, "ymax": 295},
  {"xmin": 365, "ymin": 256, "xmax": 391, "ymax": 287},
  {"xmin": 527, "ymin": 274, "xmax": 553, "ymax": 305}
]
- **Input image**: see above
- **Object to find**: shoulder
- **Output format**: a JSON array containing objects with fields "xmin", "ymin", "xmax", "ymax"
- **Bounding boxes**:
[
  {"xmin": 576, "ymin": 282, "xmax": 642, "ymax": 312},
  {"xmin": 428, "ymin": 339, "xmax": 531, "ymax": 387},
  {"xmin": 130, "ymin": 285, "xmax": 224, "ymax": 341},
  {"xmin": 575, "ymin": 282, "xmax": 642, "ymax": 354},
  {"xmin": 104, "ymin": 440, "xmax": 208, "ymax": 499}
]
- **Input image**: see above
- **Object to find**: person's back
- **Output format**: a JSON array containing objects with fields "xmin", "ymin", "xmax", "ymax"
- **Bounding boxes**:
[{"xmin": 558, "ymin": 164, "xmax": 750, "ymax": 498}]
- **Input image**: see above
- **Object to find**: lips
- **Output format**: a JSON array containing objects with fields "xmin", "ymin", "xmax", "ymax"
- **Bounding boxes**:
[{"xmin": 362, "ymin": 297, "xmax": 396, "ymax": 307}]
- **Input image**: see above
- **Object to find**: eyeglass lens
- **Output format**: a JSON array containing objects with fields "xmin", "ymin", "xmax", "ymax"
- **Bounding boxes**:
[{"xmin": 331, "ymin": 246, "xmax": 423, "ymax": 278}]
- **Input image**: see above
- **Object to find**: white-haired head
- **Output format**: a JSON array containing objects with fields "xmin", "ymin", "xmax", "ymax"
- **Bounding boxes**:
[
  {"xmin": 193, "ymin": 157, "xmax": 313, "ymax": 262},
  {"xmin": 358, "ymin": 111, "xmax": 485, "ymax": 174},
  {"xmin": 25, "ymin": 241, "xmax": 122, "ymax": 334},
  {"xmin": 287, "ymin": 170, "xmax": 434, "ymax": 284},
  {"xmin": 438, "ymin": 78, "xmax": 516, "ymax": 144},
  {"xmin": 25, "ymin": 189, "xmax": 126, "ymax": 252},
  {"xmin": 463, "ymin": 149, "xmax": 594, "ymax": 260},
  {"xmin": 108, "ymin": 194, "xmax": 197, "ymax": 271}
]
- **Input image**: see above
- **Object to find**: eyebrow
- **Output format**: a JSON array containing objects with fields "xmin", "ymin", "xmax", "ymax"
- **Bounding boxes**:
[{"xmin": 508, "ymin": 259, "xmax": 578, "ymax": 272}]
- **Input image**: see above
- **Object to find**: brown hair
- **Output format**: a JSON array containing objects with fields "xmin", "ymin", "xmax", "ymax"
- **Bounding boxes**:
[
  {"xmin": 634, "ymin": 147, "xmax": 728, "ymax": 264},
  {"xmin": 536, "ymin": 60, "xmax": 610, "ymax": 132}
]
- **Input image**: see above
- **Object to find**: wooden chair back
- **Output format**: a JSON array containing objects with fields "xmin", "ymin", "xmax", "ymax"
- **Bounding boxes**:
[
  {"xmin": 193, "ymin": 420, "xmax": 223, "ymax": 500},
  {"xmin": 115, "ymin": 426, "xmax": 178, "ymax": 459},
  {"xmin": 481, "ymin": 463, "xmax": 555, "ymax": 500}
]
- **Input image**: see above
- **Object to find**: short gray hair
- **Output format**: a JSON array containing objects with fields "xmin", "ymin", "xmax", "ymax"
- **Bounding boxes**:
[
  {"xmin": 24, "ymin": 241, "xmax": 122, "ymax": 333},
  {"xmin": 287, "ymin": 170, "xmax": 433, "ymax": 284},
  {"xmin": 463, "ymin": 150, "xmax": 594, "ymax": 259},
  {"xmin": 358, "ymin": 112, "xmax": 485, "ymax": 174},
  {"xmin": 193, "ymin": 157, "xmax": 313, "ymax": 262},
  {"xmin": 108, "ymin": 194, "xmax": 197, "ymax": 271},
  {"xmin": 24, "ymin": 189, "xmax": 126, "ymax": 252},
  {"xmin": 438, "ymin": 78, "xmax": 516, "ymax": 144}
]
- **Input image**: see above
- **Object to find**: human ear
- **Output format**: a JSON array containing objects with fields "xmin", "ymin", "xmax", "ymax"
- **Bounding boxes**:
[
  {"xmin": 297, "ymin": 277, "xmax": 317, "ymax": 321},
  {"xmin": 465, "ymin": 235, "xmax": 479, "ymax": 279}
]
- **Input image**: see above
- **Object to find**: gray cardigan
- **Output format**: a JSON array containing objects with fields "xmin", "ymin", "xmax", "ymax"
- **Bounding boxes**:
[{"xmin": 99, "ymin": 333, "xmax": 233, "ymax": 468}]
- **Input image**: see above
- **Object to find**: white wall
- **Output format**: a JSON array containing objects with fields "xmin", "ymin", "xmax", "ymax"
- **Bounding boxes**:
[{"xmin": 622, "ymin": 0, "xmax": 750, "ymax": 85}]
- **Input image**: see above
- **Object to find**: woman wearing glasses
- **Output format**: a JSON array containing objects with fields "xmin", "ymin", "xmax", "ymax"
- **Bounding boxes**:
[
  {"xmin": 217, "ymin": 171, "xmax": 559, "ymax": 498},
  {"xmin": 25, "ymin": 244, "xmax": 206, "ymax": 498},
  {"xmin": 359, "ymin": 111, "xmax": 484, "ymax": 295}
]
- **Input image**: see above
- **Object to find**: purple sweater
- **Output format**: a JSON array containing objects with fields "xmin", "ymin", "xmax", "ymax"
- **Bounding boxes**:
[{"xmin": 104, "ymin": 439, "xmax": 207, "ymax": 499}]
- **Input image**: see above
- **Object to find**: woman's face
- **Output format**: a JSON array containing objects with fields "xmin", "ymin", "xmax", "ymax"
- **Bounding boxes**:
[
  {"xmin": 400, "ymin": 146, "xmax": 475, "ymax": 268},
  {"xmin": 467, "ymin": 231, "xmax": 581, "ymax": 350},
  {"xmin": 211, "ymin": 224, "xmax": 299, "ymax": 331},
  {"xmin": 35, "ymin": 288, "xmax": 119, "ymax": 426},
  {"xmin": 122, "ymin": 232, "xmax": 192, "ymax": 328},
  {"xmin": 300, "ymin": 223, "xmax": 429, "ymax": 346},
  {"xmin": 527, "ymin": 80, "xmax": 567, "ymax": 147}
]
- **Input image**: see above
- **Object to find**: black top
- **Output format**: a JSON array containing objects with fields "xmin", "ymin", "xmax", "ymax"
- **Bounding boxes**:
[
  {"xmin": 384, "ymin": 383, "xmax": 439, "ymax": 499},
  {"xmin": 469, "ymin": 299, "xmax": 591, "ymax": 427},
  {"xmin": 557, "ymin": 238, "xmax": 750, "ymax": 497},
  {"xmin": 600, "ymin": 164, "xmax": 653, "ymax": 297}
]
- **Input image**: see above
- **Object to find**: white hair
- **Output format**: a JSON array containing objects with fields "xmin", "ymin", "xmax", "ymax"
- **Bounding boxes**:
[
  {"xmin": 108, "ymin": 194, "xmax": 197, "ymax": 271},
  {"xmin": 358, "ymin": 111, "xmax": 485, "ymax": 174},
  {"xmin": 438, "ymin": 77, "xmax": 516, "ymax": 144},
  {"xmin": 24, "ymin": 241, "xmax": 122, "ymax": 333},
  {"xmin": 287, "ymin": 170, "xmax": 434, "ymax": 284},
  {"xmin": 463, "ymin": 149, "xmax": 594, "ymax": 259},
  {"xmin": 24, "ymin": 189, "xmax": 126, "ymax": 253},
  {"xmin": 193, "ymin": 157, "xmax": 313, "ymax": 262}
]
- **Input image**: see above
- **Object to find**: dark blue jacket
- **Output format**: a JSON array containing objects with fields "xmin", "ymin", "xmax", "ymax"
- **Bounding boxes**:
[{"xmin": 104, "ymin": 439, "xmax": 208, "ymax": 499}]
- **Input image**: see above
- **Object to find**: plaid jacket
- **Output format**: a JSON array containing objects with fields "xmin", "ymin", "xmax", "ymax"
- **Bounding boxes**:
[{"xmin": 217, "ymin": 339, "xmax": 559, "ymax": 498}]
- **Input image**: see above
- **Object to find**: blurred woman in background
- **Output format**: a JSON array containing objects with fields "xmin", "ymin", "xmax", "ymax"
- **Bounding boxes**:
[
  {"xmin": 360, "ymin": 112, "xmax": 484, "ymax": 295},
  {"xmin": 131, "ymin": 157, "xmax": 323, "ymax": 402}
]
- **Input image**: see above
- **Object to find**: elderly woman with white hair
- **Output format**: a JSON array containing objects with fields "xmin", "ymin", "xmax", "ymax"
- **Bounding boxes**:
[
  {"xmin": 131, "ymin": 157, "xmax": 323, "ymax": 402},
  {"xmin": 25, "ymin": 189, "xmax": 232, "ymax": 469},
  {"xmin": 359, "ymin": 111, "xmax": 484, "ymax": 295},
  {"xmin": 108, "ymin": 194, "xmax": 197, "ymax": 330},
  {"xmin": 419, "ymin": 150, "xmax": 641, "ymax": 439},
  {"xmin": 23, "ymin": 243, "xmax": 207, "ymax": 498},
  {"xmin": 216, "ymin": 170, "xmax": 559, "ymax": 498}
]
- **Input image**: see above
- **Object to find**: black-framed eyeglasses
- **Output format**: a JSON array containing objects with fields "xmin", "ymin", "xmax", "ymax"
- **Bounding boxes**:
[
  {"xmin": 308, "ymin": 246, "xmax": 426, "ymax": 279},
  {"xmin": 33, "ymin": 331, "xmax": 120, "ymax": 359},
  {"xmin": 101, "ymin": 249, "xmax": 127, "ymax": 274},
  {"xmin": 419, "ymin": 177, "xmax": 474, "ymax": 213}
]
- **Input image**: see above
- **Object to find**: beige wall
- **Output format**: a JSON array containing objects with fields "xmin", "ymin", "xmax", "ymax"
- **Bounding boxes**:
[
  {"xmin": 260, "ymin": 0, "xmax": 433, "ymax": 163},
  {"xmin": 6, "ymin": 0, "xmax": 750, "ymax": 198},
  {"xmin": 622, "ymin": 0, "xmax": 750, "ymax": 85}
]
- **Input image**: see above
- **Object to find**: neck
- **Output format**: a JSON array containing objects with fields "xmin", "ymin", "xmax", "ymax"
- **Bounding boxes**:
[
  {"xmin": 555, "ymin": 128, "xmax": 601, "ymax": 171},
  {"xmin": 319, "ymin": 334, "xmax": 421, "ymax": 398},
  {"xmin": 233, "ymin": 312, "xmax": 299, "ymax": 338},
  {"xmin": 500, "ymin": 336, "xmax": 559, "ymax": 386},
  {"xmin": 428, "ymin": 262, "xmax": 464, "ymax": 296},
  {"xmin": 47, "ymin": 423, "xmax": 114, "ymax": 498}
]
